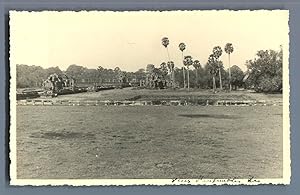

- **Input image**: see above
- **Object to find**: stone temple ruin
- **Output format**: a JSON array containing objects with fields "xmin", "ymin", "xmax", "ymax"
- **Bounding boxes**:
[{"xmin": 42, "ymin": 73, "xmax": 75, "ymax": 96}]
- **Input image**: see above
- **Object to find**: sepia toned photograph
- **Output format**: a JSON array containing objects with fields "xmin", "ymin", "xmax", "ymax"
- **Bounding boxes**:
[{"xmin": 9, "ymin": 10, "xmax": 290, "ymax": 185}]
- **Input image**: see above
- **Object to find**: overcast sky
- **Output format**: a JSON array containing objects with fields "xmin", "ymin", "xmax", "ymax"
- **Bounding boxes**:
[{"xmin": 10, "ymin": 10, "xmax": 289, "ymax": 72}]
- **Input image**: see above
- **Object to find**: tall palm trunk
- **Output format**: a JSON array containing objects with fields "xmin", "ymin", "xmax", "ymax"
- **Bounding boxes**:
[
  {"xmin": 166, "ymin": 47, "xmax": 170, "ymax": 61},
  {"xmin": 228, "ymin": 54, "xmax": 232, "ymax": 91},
  {"xmin": 195, "ymin": 69, "xmax": 198, "ymax": 88},
  {"xmin": 166, "ymin": 47, "xmax": 175, "ymax": 88},
  {"xmin": 172, "ymin": 70, "xmax": 175, "ymax": 88},
  {"xmin": 218, "ymin": 67, "xmax": 223, "ymax": 90},
  {"xmin": 212, "ymin": 75, "xmax": 216, "ymax": 93},
  {"xmin": 181, "ymin": 52, "xmax": 186, "ymax": 88},
  {"xmin": 182, "ymin": 67, "xmax": 186, "ymax": 88},
  {"xmin": 187, "ymin": 67, "xmax": 190, "ymax": 90},
  {"xmin": 169, "ymin": 69, "xmax": 172, "ymax": 87}
]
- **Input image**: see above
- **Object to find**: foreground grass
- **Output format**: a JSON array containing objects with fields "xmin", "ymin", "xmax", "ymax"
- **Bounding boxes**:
[{"xmin": 16, "ymin": 105, "xmax": 283, "ymax": 179}]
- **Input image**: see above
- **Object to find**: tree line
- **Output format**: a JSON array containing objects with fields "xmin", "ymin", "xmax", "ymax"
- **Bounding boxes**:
[
  {"xmin": 156, "ymin": 37, "xmax": 282, "ymax": 93},
  {"xmin": 16, "ymin": 64, "xmax": 134, "ymax": 88},
  {"xmin": 16, "ymin": 38, "xmax": 283, "ymax": 93},
  {"xmin": 16, "ymin": 63, "xmax": 245, "ymax": 91},
  {"xmin": 159, "ymin": 38, "xmax": 237, "ymax": 92}
]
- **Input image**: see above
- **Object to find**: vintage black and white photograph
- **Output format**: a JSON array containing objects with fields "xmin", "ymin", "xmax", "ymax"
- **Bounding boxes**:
[{"xmin": 9, "ymin": 10, "xmax": 290, "ymax": 185}]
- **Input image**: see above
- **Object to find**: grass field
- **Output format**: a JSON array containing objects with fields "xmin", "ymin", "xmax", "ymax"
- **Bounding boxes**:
[
  {"xmin": 16, "ymin": 91, "xmax": 283, "ymax": 179},
  {"xmin": 41, "ymin": 87, "xmax": 283, "ymax": 103}
]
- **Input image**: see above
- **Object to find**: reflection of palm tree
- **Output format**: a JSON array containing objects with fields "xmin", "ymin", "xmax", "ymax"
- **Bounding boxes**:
[
  {"xmin": 183, "ymin": 56, "xmax": 193, "ymax": 90},
  {"xmin": 179, "ymin": 42, "xmax": 186, "ymax": 88},
  {"xmin": 224, "ymin": 43, "xmax": 234, "ymax": 91},
  {"xmin": 193, "ymin": 60, "xmax": 201, "ymax": 88},
  {"xmin": 212, "ymin": 46, "xmax": 223, "ymax": 90}
]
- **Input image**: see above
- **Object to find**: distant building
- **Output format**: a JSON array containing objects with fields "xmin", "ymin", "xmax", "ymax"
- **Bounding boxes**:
[{"xmin": 42, "ymin": 73, "xmax": 75, "ymax": 94}]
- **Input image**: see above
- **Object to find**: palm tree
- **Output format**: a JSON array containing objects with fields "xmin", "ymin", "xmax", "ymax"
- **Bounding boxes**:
[
  {"xmin": 193, "ymin": 60, "xmax": 201, "ymax": 88},
  {"xmin": 183, "ymin": 55, "xmax": 193, "ymax": 90},
  {"xmin": 160, "ymin": 62, "xmax": 168, "ymax": 77},
  {"xmin": 118, "ymin": 71, "xmax": 126, "ymax": 84},
  {"xmin": 114, "ymin": 67, "xmax": 121, "ymax": 83},
  {"xmin": 224, "ymin": 43, "xmax": 234, "ymax": 91},
  {"xmin": 167, "ymin": 61, "xmax": 175, "ymax": 87},
  {"xmin": 179, "ymin": 42, "xmax": 186, "ymax": 88},
  {"xmin": 160, "ymin": 62, "xmax": 168, "ymax": 87},
  {"xmin": 162, "ymin": 37, "xmax": 175, "ymax": 87},
  {"xmin": 97, "ymin": 66, "xmax": 105, "ymax": 84},
  {"xmin": 162, "ymin": 37, "xmax": 170, "ymax": 61},
  {"xmin": 212, "ymin": 46, "xmax": 223, "ymax": 90},
  {"xmin": 208, "ymin": 54, "xmax": 218, "ymax": 93}
]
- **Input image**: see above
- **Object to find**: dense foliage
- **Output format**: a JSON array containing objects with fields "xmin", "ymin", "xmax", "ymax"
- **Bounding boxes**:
[
  {"xmin": 16, "ymin": 64, "xmax": 135, "ymax": 88},
  {"xmin": 230, "ymin": 65, "xmax": 245, "ymax": 90},
  {"xmin": 17, "ymin": 65, "xmax": 62, "ymax": 88},
  {"xmin": 245, "ymin": 49, "xmax": 282, "ymax": 93},
  {"xmin": 16, "ymin": 47, "xmax": 282, "ymax": 94},
  {"xmin": 17, "ymin": 63, "xmax": 237, "ymax": 90}
]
